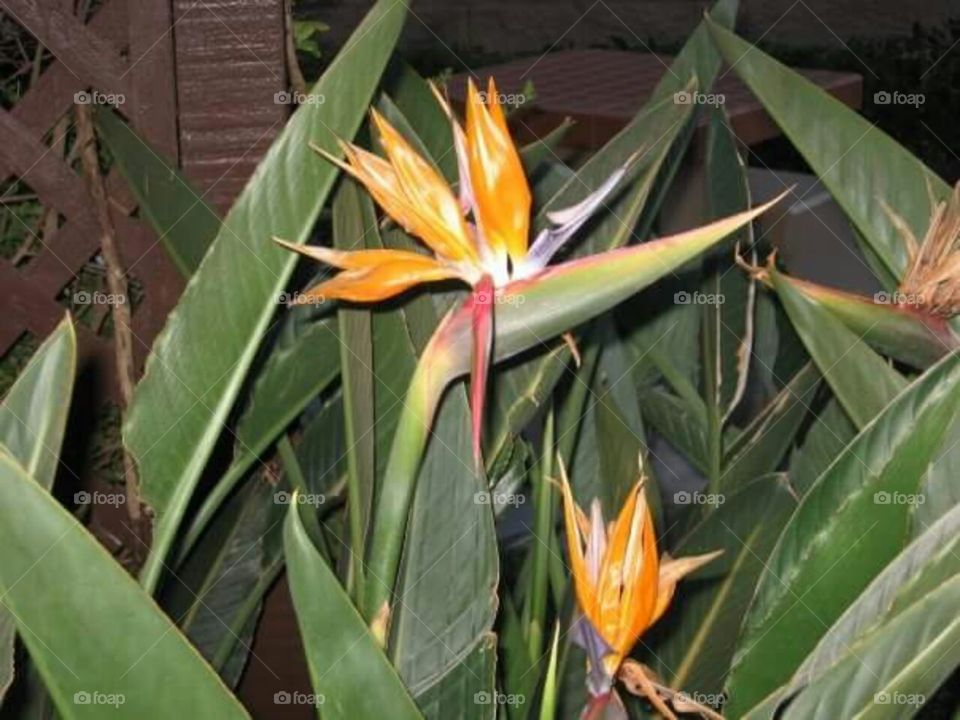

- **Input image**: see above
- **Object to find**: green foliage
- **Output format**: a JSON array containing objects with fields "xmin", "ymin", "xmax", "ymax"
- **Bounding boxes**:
[{"xmin": 3, "ymin": 2, "xmax": 960, "ymax": 719}]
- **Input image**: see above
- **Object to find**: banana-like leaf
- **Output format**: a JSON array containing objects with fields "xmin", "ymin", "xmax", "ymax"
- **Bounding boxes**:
[
  {"xmin": 0, "ymin": 314, "xmax": 76, "ymax": 487},
  {"xmin": 786, "ymin": 397, "xmax": 856, "ymax": 498},
  {"xmin": 706, "ymin": 19, "xmax": 951, "ymax": 281},
  {"xmin": 772, "ymin": 273, "xmax": 957, "ymax": 369},
  {"xmin": 724, "ymin": 351, "xmax": 960, "ymax": 716},
  {"xmin": 791, "ymin": 503, "xmax": 960, "ymax": 693},
  {"xmin": 412, "ymin": 634, "xmax": 497, "ymax": 720},
  {"xmin": 911, "ymin": 413, "xmax": 960, "ymax": 537},
  {"xmin": 332, "ymin": 182, "xmax": 376, "ymax": 593},
  {"xmin": 177, "ymin": 318, "xmax": 339, "ymax": 562},
  {"xmin": 364, "ymin": 197, "xmax": 785, "ymax": 619},
  {"xmin": 782, "ymin": 574, "xmax": 960, "ymax": 719},
  {"xmin": 485, "ymin": 0, "xmax": 741, "ymax": 467},
  {"xmin": 769, "ymin": 267, "xmax": 906, "ymax": 430},
  {"xmin": 650, "ymin": 475, "xmax": 796, "ymax": 696},
  {"xmin": 95, "ymin": 107, "xmax": 220, "ymax": 276},
  {"xmin": 0, "ymin": 315, "xmax": 75, "ymax": 703},
  {"xmin": 485, "ymin": 88, "xmax": 696, "ymax": 467},
  {"xmin": 126, "ymin": 0, "xmax": 407, "ymax": 594},
  {"xmin": 721, "ymin": 362, "xmax": 820, "ymax": 494},
  {"xmin": 283, "ymin": 498, "xmax": 422, "ymax": 720},
  {"xmin": 0, "ymin": 452, "xmax": 248, "ymax": 718}
]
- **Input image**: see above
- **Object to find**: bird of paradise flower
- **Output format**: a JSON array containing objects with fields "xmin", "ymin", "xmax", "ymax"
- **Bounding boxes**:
[{"xmin": 274, "ymin": 76, "xmax": 785, "ymax": 629}]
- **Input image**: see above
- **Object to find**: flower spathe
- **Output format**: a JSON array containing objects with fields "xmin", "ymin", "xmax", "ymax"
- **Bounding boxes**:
[
  {"xmin": 558, "ymin": 459, "xmax": 721, "ymax": 715},
  {"xmin": 275, "ymin": 77, "xmax": 636, "ymax": 461}
]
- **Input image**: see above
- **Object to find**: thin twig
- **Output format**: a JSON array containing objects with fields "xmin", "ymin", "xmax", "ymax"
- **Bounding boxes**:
[{"xmin": 74, "ymin": 103, "xmax": 144, "ymax": 536}]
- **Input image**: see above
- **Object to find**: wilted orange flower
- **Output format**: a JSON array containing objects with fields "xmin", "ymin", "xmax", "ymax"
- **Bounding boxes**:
[
  {"xmin": 276, "ymin": 78, "xmax": 634, "ymax": 461},
  {"xmin": 558, "ymin": 460, "xmax": 721, "ymax": 717}
]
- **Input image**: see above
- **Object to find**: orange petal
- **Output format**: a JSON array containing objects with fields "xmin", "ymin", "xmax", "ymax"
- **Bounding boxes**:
[
  {"xmin": 465, "ymin": 78, "xmax": 531, "ymax": 264},
  {"xmin": 273, "ymin": 237, "xmax": 444, "ymax": 271},
  {"xmin": 370, "ymin": 110, "xmax": 479, "ymax": 265},
  {"xmin": 296, "ymin": 256, "xmax": 459, "ymax": 303},
  {"xmin": 617, "ymin": 499, "xmax": 660, "ymax": 655},
  {"xmin": 649, "ymin": 550, "xmax": 723, "ymax": 626},
  {"xmin": 558, "ymin": 459, "xmax": 599, "ymax": 623}
]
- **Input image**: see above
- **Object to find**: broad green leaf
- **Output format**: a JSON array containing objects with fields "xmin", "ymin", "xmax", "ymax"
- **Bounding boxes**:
[
  {"xmin": 725, "ymin": 351, "xmax": 960, "ymax": 715},
  {"xmin": 651, "ymin": 475, "xmax": 796, "ymax": 696},
  {"xmin": 640, "ymin": 388, "xmax": 710, "ymax": 475},
  {"xmin": 787, "ymin": 397, "xmax": 857, "ymax": 497},
  {"xmin": 486, "ymin": 89, "xmax": 696, "ymax": 466},
  {"xmin": 721, "ymin": 362, "xmax": 820, "ymax": 493},
  {"xmin": 332, "ymin": 182, "xmax": 376, "ymax": 593},
  {"xmin": 127, "ymin": 0, "xmax": 407, "ymax": 594},
  {"xmin": 782, "ymin": 575, "xmax": 960, "ymax": 719},
  {"xmin": 177, "ymin": 318, "xmax": 339, "ymax": 563},
  {"xmin": 283, "ymin": 497, "xmax": 422, "ymax": 720},
  {"xmin": 95, "ymin": 107, "xmax": 220, "ymax": 276},
  {"xmin": 165, "ymin": 472, "xmax": 285, "ymax": 687},
  {"xmin": 911, "ymin": 413, "xmax": 960, "ymax": 537},
  {"xmin": 790, "ymin": 503, "xmax": 960, "ymax": 692},
  {"xmin": 772, "ymin": 273, "xmax": 957, "ymax": 369},
  {"xmin": 769, "ymin": 267, "xmax": 906, "ymax": 430},
  {"xmin": 412, "ymin": 634, "xmax": 497, "ymax": 720},
  {"xmin": 364, "ymin": 196, "xmax": 783, "ymax": 624},
  {"xmin": 0, "ymin": 315, "xmax": 75, "ymax": 704},
  {"xmin": 0, "ymin": 452, "xmax": 247, "ymax": 718},
  {"xmin": 707, "ymin": 19, "xmax": 951, "ymax": 281},
  {"xmin": 0, "ymin": 314, "xmax": 75, "ymax": 487}
]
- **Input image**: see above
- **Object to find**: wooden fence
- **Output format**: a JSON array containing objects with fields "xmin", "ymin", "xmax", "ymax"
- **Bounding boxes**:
[{"xmin": 0, "ymin": 0, "xmax": 286, "ymax": 395}]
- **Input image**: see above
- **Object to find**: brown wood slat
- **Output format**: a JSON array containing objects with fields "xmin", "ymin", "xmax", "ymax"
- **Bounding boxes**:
[
  {"xmin": 2, "ymin": 0, "xmax": 130, "ymax": 98},
  {"xmin": 0, "ymin": 0, "xmax": 128, "ymax": 184},
  {"xmin": 448, "ymin": 49, "xmax": 863, "ymax": 150},
  {"xmin": 173, "ymin": 0, "xmax": 287, "ymax": 213}
]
